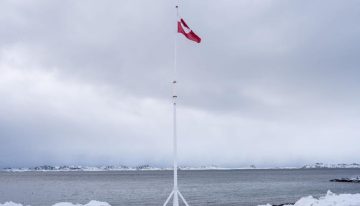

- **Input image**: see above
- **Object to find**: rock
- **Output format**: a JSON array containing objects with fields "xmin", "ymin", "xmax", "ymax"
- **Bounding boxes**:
[{"xmin": 330, "ymin": 177, "xmax": 360, "ymax": 183}]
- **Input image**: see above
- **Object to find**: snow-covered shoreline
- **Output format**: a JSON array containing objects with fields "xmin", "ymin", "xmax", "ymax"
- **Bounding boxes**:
[
  {"xmin": 302, "ymin": 163, "xmax": 360, "ymax": 169},
  {"xmin": 2, "ymin": 163, "xmax": 360, "ymax": 172},
  {"xmin": 1, "ymin": 191, "xmax": 360, "ymax": 206},
  {"xmin": 1, "ymin": 165, "xmax": 261, "ymax": 172},
  {"xmin": 260, "ymin": 191, "xmax": 360, "ymax": 206},
  {"xmin": 0, "ymin": 201, "xmax": 110, "ymax": 206}
]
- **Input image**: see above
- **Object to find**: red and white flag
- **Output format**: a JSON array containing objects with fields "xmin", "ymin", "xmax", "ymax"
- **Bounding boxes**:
[{"xmin": 177, "ymin": 18, "xmax": 201, "ymax": 43}]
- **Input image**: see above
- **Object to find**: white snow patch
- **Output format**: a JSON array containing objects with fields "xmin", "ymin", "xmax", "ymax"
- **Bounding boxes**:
[
  {"xmin": 0, "ymin": 201, "xmax": 110, "ymax": 206},
  {"xmin": 259, "ymin": 191, "xmax": 360, "ymax": 206},
  {"xmin": 2, "ymin": 192, "xmax": 360, "ymax": 206},
  {"xmin": 0, "ymin": 202, "xmax": 24, "ymax": 206}
]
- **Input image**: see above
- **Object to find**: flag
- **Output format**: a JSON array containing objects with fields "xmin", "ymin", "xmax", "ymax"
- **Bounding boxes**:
[{"xmin": 177, "ymin": 18, "xmax": 201, "ymax": 43}]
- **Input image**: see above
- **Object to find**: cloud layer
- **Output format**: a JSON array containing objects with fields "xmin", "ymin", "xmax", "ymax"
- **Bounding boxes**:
[{"xmin": 1, "ymin": 0, "xmax": 360, "ymax": 167}]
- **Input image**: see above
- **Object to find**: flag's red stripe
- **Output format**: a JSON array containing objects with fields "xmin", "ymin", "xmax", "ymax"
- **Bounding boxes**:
[{"xmin": 177, "ymin": 19, "xmax": 201, "ymax": 43}]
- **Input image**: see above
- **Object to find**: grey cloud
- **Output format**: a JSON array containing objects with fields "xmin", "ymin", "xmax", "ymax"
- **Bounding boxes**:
[{"xmin": 0, "ymin": 0, "xmax": 360, "ymax": 168}]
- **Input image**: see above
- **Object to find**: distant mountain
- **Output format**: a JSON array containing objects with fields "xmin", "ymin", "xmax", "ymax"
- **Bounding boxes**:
[
  {"xmin": 2, "ymin": 165, "xmax": 257, "ymax": 172},
  {"xmin": 302, "ymin": 163, "xmax": 360, "ymax": 169},
  {"xmin": 2, "ymin": 165, "xmax": 163, "ymax": 172},
  {"xmin": 3, "ymin": 163, "xmax": 360, "ymax": 172}
]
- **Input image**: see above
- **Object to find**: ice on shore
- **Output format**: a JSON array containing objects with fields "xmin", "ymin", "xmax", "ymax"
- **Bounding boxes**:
[
  {"xmin": 2, "ymin": 191, "xmax": 360, "ymax": 206},
  {"xmin": 0, "ymin": 201, "xmax": 110, "ymax": 206},
  {"xmin": 260, "ymin": 191, "xmax": 360, "ymax": 206}
]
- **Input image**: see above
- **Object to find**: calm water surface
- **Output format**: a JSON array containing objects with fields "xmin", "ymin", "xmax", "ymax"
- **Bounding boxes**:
[{"xmin": 1, "ymin": 169, "xmax": 360, "ymax": 206}]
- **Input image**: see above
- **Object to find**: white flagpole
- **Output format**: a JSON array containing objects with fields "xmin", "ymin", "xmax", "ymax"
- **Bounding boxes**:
[
  {"xmin": 163, "ymin": 2, "xmax": 190, "ymax": 206},
  {"xmin": 172, "ymin": 4, "xmax": 179, "ymax": 206}
]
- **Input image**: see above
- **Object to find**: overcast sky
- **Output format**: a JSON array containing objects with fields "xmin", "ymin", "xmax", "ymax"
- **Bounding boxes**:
[{"xmin": 0, "ymin": 0, "xmax": 360, "ymax": 168}]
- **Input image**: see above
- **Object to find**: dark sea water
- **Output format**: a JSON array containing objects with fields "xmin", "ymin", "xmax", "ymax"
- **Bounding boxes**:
[{"xmin": 1, "ymin": 169, "xmax": 360, "ymax": 206}]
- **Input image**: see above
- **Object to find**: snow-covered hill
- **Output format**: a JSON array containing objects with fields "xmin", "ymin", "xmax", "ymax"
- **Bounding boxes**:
[
  {"xmin": 2, "ymin": 165, "xmax": 260, "ymax": 172},
  {"xmin": 2, "ymin": 165, "xmax": 162, "ymax": 172},
  {"xmin": 302, "ymin": 163, "xmax": 360, "ymax": 169},
  {"xmin": 3, "ymin": 163, "xmax": 360, "ymax": 172}
]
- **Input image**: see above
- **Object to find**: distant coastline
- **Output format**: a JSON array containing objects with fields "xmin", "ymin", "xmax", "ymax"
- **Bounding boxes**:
[
  {"xmin": 302, "ymin": 162, "xmax": 360, "ymax": 169},
  {"xmin": 2, "ymin": 163, "xmax": 360, "ymax": 172}
]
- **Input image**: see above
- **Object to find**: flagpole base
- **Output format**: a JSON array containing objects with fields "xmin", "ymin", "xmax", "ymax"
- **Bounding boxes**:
[{"xmin": 163, "ymin": 188, "xmax": 189, "ymax": 206}]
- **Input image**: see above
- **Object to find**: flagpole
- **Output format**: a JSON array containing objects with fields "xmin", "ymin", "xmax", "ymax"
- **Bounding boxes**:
[
  {"xmin": 163, "ymin": 3, "xmax": 190, "ymax": 206},
  {"xmin": 172, "ymin": 4, "xmax": 179, "ymax": 204}
]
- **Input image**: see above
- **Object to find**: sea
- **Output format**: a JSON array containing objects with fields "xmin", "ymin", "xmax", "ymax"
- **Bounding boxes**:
[{"xmin": 1, "ymin": 169, "xmax": 360, "ymax": 206}]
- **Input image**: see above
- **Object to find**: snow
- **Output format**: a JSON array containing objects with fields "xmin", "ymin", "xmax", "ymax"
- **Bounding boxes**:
[
  {"xmin": 2, "ymin": 165, "xmax": 293, "ymax": 172},
  {"xmin": 0, "ymin": 202, "xmax": 23, "ymax": 206},
  {"xmin": 2, "ymin": 191, "xmax": 360, "ymax": 206},
  {"xmin": 0, "ymin": 201, "xmax": 110, "ymax": 206},
  {"xmin": 52, "ymin": 201, "xmax": 111, "ymax": 206},
  {"xmin": 259, "ymin": 191, "xmax": 360, "ymax": 206},
  {"xmin": 350, "ymin": 176, "xmax": 360, "ymax": 181},
  {"xmin": 5, "ymin": 162, "xmax": 360, "ymax": 172},
  {"xmin": 302, "ymin": 163, "xmax": 360, "ymax": 169}
]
